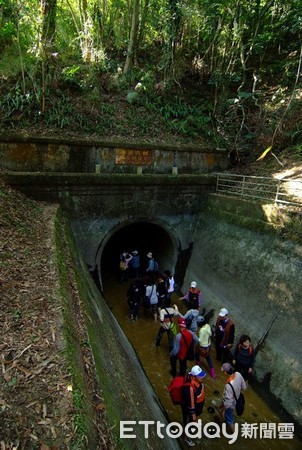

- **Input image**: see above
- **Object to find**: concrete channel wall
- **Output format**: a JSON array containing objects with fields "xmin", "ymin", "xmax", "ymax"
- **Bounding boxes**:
[{"xmin": 181, "ymin": 195, "xmax": 302, "ymax": 427}]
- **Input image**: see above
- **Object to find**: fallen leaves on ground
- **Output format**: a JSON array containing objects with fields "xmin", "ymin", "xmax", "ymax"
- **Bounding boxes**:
[{"xmin": 0, "ymin": 178, "xmax": 75, "ymax": 448}]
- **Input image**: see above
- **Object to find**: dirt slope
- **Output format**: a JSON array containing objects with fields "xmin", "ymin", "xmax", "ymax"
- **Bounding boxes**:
[{"xmin": 0, "ymin": 179, "xmax": 114, "ymax": 449}]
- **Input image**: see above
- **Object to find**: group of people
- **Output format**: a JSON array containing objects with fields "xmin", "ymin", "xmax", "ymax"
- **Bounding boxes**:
[
  {"xmin": 120, "ymin": 250, "xmax": 175, "ymax": 322},
  {"xmin": 125, "ymin": 268, "xmax": 255, "ymax": 384},
  {"xmin": 167, "ymin": 302, "xmax": 255, "ymax": 446},
  {"xmin": 127, "ymin": 270, "xmax": 175, "ymax": 322},
  {"xmin": 178, "ymin": 361, "xmax": 247, "ymax": 446},
  {"xmin": 120, "ymin": 262, "xmax": 256, "ymax": 446},
  {"xmin": 119, "ymin": 250, "xmax": 160, "ymax": 283},
  {"xmin": 119, "ymin": 250, "xmax": 140, "ymax": 283}
]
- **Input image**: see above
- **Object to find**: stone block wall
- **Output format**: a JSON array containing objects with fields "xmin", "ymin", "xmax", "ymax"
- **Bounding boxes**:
[{"xmin": 0, "ymin": 135, "xmax": 229, "ymax": 174}]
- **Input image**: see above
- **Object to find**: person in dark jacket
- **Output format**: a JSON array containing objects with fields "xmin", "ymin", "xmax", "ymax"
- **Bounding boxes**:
[
  {"xmin": 181, "ymin": 365, "xmax": 206, "ymax": 447},
  {"xmin": 127, "ymin": 277, "xmax": 144, "ymax": 321},
  {"xmin": 215, "ymin": 308, "xmax": 235, "ymax": 362},
  {"xmin": 156, "ymin": 275, "xmax": 168, "ymax": 310},
  {"xmin": 130, "ymin": 250, "xmax": 140, "ymax": 278},
  {"xmin": 232, "ymin": 335, "xmax": 255, "ymax": 381},
  {"xmin": 178, "ymin": 281, "xmax": 203, "ymax": 312}
]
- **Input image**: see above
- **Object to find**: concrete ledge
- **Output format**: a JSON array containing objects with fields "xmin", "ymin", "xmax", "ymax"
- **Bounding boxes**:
[{"xmin": 0, "ymin": 136, "xmax": 229, "ymax": 174}]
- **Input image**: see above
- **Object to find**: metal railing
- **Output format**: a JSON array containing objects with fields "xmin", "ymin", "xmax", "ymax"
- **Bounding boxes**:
[{"xmin": 215, "ymin": 173, "xmax": 302, "ymax": 207}]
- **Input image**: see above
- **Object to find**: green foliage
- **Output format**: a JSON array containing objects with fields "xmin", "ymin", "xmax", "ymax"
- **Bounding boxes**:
[
  {"xmin": 1, "ymin": 22, "xmax": 15, "ymax": 40},
  {"xmin": 0, "ymin": 0, "xmax": 300, "ymax": 150},
  {"xmin": 45, "ymin": 103, "xmax": 72, "ymax": 128},
  {"xmin": 72, "ymin": 389, "xmax": 88, "ymax": 444},
  {"xmin": 61, "ymin": 66, "xmax": 82, "ymax": 87},
  {"xmin": 0, "ymin": 0, "xmax": 16, "ymax": 47},
  {"xmin": 45, "ymin": 95, "xmax": 86, "ymax": 129},
  {"xmin": 7, "ymin": 377, "xmax": 18, "ymax": 388},
  {"xmin": 0, "ymin": 83, "xmax": 35, "ymax": 122},
  {"xmin": 0, "ymin": 43, "xmax": 35, "ymax": 78},
  {"xmin": 143, "ymin": 95, "xmax": 212, "ymax": 137},
  {"xmin": 60, "ymin": 63, "xmax": 107, "ymax": 93},
  {"xmin": 126, "ymin": 91, "xmax": 139, "ymax": 104},
  {"xmin": 292, "ymin": 145, "xmax": 302, "ymax": 158}
]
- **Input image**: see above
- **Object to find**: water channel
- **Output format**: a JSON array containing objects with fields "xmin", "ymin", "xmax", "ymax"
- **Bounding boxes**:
[{"xmin": 102, "ymin": 271, "xmax": 301, "ymax": 450}]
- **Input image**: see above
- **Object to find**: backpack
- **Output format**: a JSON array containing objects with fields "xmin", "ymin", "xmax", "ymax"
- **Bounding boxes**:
[
  {"xmin": 235, "ymin": 393, "xmax": 245, "ymax": 416},
  {"xmin": 185, "ymin": 314, "xmax": 193, "ymax": 329},
  {"xmin": 120, "ymin": 260, "xmax": 127, "ymax": 271},
  {"xmin": 228, "ymin": 382, "xmax": 245, "ymax": 416},
  {"xmin": 153, "ymin": 260, "xmax": 159, "ymax": 272},
  {"xmin": 188, "ymin": 290, "xmax": 199, "ymax": 309},
  {"xmin": 168, "ymin": 376, "xmax": 191, "ymax": 405},
  {"xmin": 181, "ymin": 331, "xmax": 195, "ymax": 361}
]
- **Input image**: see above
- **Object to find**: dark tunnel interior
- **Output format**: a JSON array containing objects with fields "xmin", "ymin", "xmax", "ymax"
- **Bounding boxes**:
[{"xmin": 100, "ymin": 221, "xmax": 174, "ymax": 277}]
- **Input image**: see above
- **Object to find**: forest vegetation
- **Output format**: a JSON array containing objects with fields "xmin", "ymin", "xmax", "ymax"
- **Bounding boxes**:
[
  {"xmin": 0, "ymin": 0, "xmax": 301, "ymax": 167},
  {"xmin": 0, "ymin": 1, "xmax": 302, "ymax": 447}
]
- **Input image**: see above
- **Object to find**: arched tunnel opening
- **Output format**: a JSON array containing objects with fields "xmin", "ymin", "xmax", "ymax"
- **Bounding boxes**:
[{"xmin": 100, "ymin": 221, "xmax": 176, "ymax": 282}]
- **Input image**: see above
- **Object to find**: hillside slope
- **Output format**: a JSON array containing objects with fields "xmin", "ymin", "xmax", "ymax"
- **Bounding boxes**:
[{"xmin": 0, "ymin": 179, "xmax": 114, "ymax": 448}]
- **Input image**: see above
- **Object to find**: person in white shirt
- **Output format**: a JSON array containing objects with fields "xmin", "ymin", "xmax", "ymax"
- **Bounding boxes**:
[
  {"xmin": 145, "ymin": 276, "xmax": 158, "ymax": 321},
  {"xmin": 164, "ymin": 270, "xmax": 175, "ymax": 305},
  {"xmin": 155, "ymin": 304, "xmax": 179, "ymax": 351}
]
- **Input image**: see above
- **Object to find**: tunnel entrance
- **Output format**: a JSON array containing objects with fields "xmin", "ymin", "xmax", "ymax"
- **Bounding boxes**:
[{"xmin": 99, "ymin": 220, "xmax": 176, "ymax": 287}]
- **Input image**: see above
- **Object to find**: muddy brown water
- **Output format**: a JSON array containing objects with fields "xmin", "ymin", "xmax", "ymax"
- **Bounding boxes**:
[{"xmin": 103, "ymin": 274, "xmax": 301, "ymax": 449}]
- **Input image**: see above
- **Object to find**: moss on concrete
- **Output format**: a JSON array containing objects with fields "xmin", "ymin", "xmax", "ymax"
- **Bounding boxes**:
[
  {"xmin": 207, "ymin": 193, "xmax": 302, "ymax": 243},
  {"xmin": 54, "ymin": 207, "xmax": 101, "ymax": 449},
  {"xmin": 58, "ymin": 211, "xmax": 179, "ymax": 449}
]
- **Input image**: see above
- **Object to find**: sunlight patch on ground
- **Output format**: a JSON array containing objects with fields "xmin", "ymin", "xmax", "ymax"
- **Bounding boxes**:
[
  {"xmin": 271, "ymin": 164, "xmax": 302, "ymax": 205},
  {"xmin": 273, "ymin": 164, "xmax": 302, "ymax": 181},
  {"xmin": 261, "ymin": 204, "xmax": 291, "ymax": 226}
]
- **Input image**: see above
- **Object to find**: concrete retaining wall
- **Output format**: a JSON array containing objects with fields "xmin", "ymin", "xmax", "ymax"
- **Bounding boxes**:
[
  {"xmin": 181, "ymin": 195, "xmax": 302, "ymax": 426},
  {"xmin": 0, "ymin": 135, "xmax": 229, "ymax": 174}
]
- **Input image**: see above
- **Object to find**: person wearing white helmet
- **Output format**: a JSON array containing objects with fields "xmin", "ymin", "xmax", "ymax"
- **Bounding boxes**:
[
  {"xmin": 214, "ymin": 308, "xmax": 235, "ymax": 363},
  {"xmin": 178, "ymin": 281, "xmax": 203, "ymax": 312},
  {"xmin": 181, "ymin": 365, "xmax": 207, "ymax": 447}
]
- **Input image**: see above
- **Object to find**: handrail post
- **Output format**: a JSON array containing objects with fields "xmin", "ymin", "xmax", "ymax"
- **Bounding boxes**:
[
  {"xmin": 275, "ymin": 180, "xmax": 281, "ymax": 203},
  {"xmin": 241, "ymin": 176, "xmax": 245, "ymax": 197}
]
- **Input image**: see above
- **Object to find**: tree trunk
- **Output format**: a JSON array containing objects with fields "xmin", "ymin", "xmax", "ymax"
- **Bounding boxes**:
[
  {"xmin": 41, "ymin": 0, "xmax": 57, "ymax": 49},
  {"xmin": 40, "ymin": 0, "xmax": 57, "ymax": 113},
  {"xmin": 124, "ymin": 0, "xmax": 140, "ymax": 74}
]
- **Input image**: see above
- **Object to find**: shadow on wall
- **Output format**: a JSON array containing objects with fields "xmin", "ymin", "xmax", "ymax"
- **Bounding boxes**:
[{"xmin": 174, "ymin": 242, "xmax": 193, "ymax": 289}]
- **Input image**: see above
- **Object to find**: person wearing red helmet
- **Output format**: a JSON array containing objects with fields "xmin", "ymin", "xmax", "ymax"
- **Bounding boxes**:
[{"xmin": 169, "ymin": 318, "xmax": 200, "ymax": 377}]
